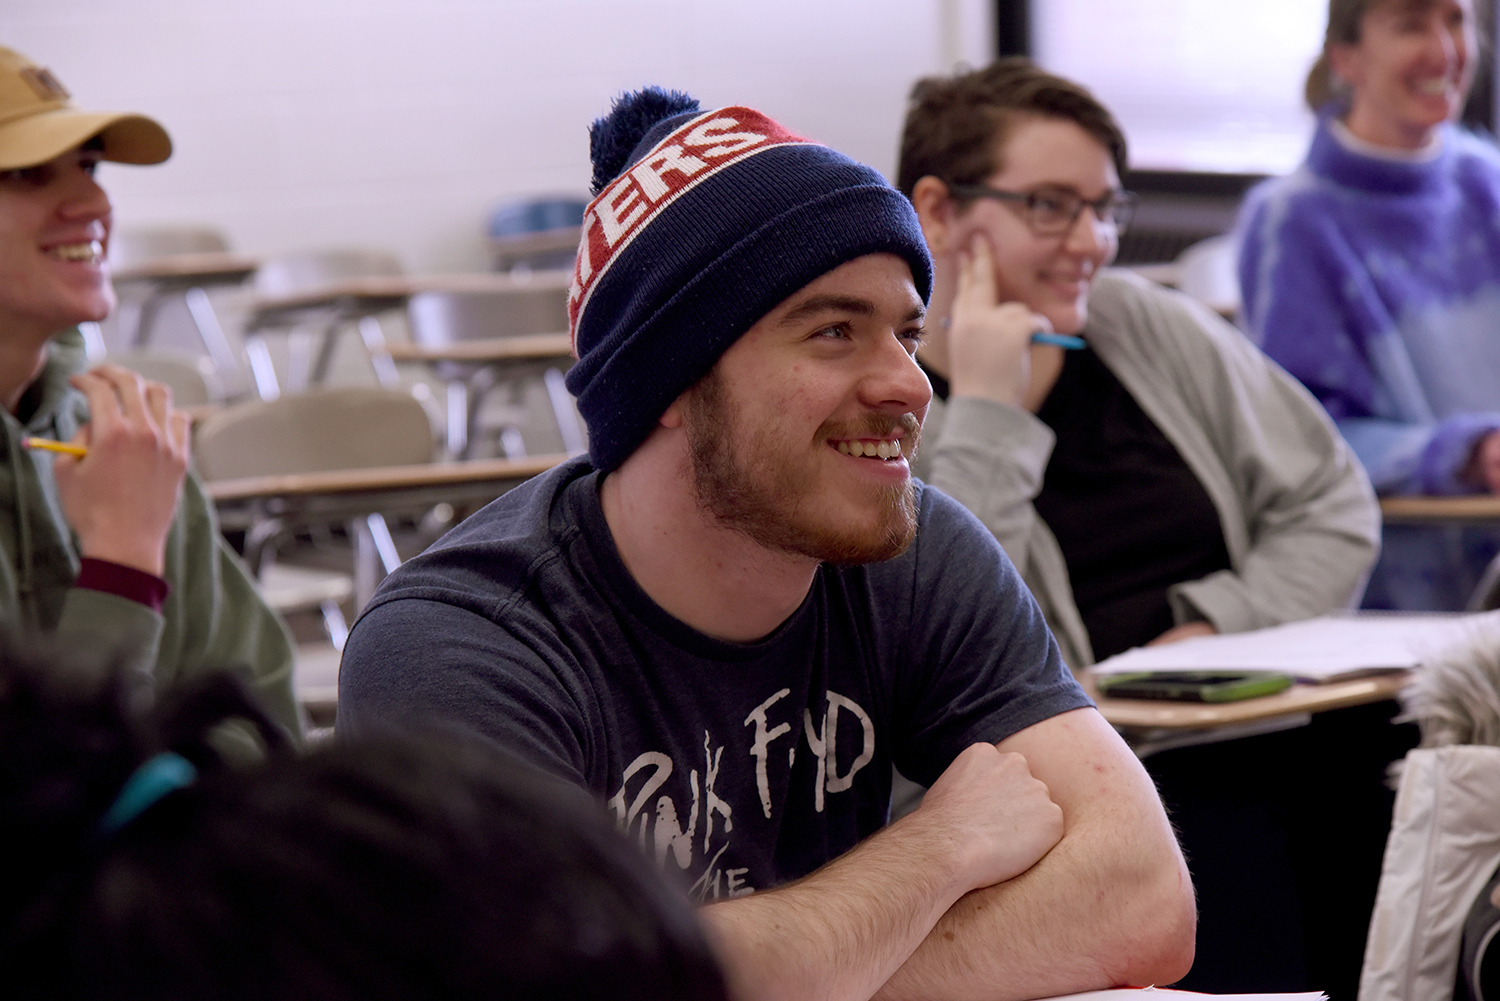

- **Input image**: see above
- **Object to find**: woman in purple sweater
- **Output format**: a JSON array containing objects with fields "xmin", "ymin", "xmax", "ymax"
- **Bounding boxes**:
[{"xmin": 1237, "ymin": 0, "xmax": 1500, "ymax": 610}]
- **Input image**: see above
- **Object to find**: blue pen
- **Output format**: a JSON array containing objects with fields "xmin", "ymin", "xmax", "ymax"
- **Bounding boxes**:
[{"xmin": 1031, "ymin": 331, "xmax": 1087, "ymax": 350}]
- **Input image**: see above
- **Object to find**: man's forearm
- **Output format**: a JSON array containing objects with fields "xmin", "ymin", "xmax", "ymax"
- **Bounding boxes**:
[
  {"xmin": 701, "ymin": 742, "xmax": 1069, "ymax": 1001},
  {"xmin": 876, "ymin": 710, "xmax": 1196, "ymax": 1001},
  {"xmin": 699, "ymin": 811, "xmax": 973, "ymax": 1001}
]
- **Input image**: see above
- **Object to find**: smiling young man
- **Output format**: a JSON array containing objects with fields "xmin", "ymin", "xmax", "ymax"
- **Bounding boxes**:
[
  {"xmin": 339, "ymin": 88, "xmax": 1194, "ymax": 1001},
  {"xmin": 0, "ymin": 46, "xmax": 300, "ymax": 738}
]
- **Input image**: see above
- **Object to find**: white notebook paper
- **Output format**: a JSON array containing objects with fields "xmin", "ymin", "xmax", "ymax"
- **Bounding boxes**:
[{"xmin": 1089, "ymin": 612, "xmax": 1500, "ymax": 684}]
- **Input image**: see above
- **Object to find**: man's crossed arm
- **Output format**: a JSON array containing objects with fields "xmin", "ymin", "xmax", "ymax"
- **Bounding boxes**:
[{"xmin": 701, "ymin": 707, "xmax": 1195, "ymax": 1001}]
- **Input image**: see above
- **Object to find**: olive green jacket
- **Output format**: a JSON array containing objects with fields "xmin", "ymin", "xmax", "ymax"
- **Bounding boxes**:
[{"xmin": 1, "ymin": 330, "xmax": 301, "ymax": 739}]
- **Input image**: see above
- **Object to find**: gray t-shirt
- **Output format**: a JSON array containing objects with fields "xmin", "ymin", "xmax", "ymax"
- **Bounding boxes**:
[{"xmin": 339, "ymin": 458, "xmax": 1091, "ymax": 900}]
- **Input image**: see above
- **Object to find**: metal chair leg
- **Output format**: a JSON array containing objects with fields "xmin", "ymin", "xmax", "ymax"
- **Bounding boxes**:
[
  {"xmin": 183, "ymin": 287, "xmax": 244, "ymax": 383},
  {"xmin": 1467, "ymin": 551, "xmax": 1500, "ymax": 612},
  {"xmin": 351, "ymin": 512, "xmax": 403, "ymax": 611},
  {"xmin": 544, "ymin": 366, "xmax": 587, "ymax": 455},
  {"xmin": 242, "ymin": 331, "xmax": 282, "ymax": 400},
  {"xmin": 357, "ymin": 315, "xmax": 402, "ymax": 388}
]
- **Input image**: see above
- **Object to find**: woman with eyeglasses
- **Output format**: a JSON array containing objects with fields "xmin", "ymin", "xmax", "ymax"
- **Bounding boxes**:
[
  {"xmin": 900, "ymin": 59, "xmax": 1379, "ymax": 668},
  {"xmin": 1237, "ymin": 0, "xmax": 1499, "ymax": 612}
]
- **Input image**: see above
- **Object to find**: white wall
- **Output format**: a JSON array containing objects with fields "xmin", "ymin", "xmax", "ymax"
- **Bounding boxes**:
[{"xmin": 2, "ymin": 0, "xmax": 994, "ymax": 273}]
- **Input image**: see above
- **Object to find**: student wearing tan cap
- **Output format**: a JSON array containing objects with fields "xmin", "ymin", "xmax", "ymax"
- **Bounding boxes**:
[{"xmin": 0, "ymin": 46, "xmax": 300, "ymax": 741}]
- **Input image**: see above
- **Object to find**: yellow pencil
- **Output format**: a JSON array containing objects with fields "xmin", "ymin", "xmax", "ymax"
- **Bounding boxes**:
[{"xmin": 21, "ymin": 437, "xmax": 88, "ymax": 458}]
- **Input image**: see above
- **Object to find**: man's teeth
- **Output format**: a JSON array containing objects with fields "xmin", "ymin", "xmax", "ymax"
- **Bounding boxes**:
[
  {"xmin": 49, "ymin": 241, "xmax": 102, "ymax": 262},
  {"xmin": 1416, "ymin": 78, "xmax": 1451, "ymax": 95},
  {"xmin": 836, "ymin": 439, "xmax": 901, "ymax": 459}
]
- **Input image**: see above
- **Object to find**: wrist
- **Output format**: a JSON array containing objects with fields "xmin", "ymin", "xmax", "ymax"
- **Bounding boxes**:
[
  {"xmin": 947, "ymin": 370, "xmax": 1024, "ymax": 406},
  {"xmin": 886, "ymin": 801, "xmax": 988, "ymax": 903},
  {"xmin": 78, "ymin": 535, "xmax": 167, "ymax": 578},
  {"xmin": 75, "ymin": 557, "xmax": 170, "ymax": 611}
]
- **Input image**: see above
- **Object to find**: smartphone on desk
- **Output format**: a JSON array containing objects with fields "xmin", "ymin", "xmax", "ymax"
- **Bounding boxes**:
[{"xmin": 1095, "ymin": 670, "xmax": 1294, "ymax": 703}]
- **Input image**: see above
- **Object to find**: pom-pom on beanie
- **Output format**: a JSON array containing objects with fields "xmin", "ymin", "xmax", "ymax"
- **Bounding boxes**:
[{"xmin": 565, "ymin": 87, "xmax": 934, "ymax": 472}]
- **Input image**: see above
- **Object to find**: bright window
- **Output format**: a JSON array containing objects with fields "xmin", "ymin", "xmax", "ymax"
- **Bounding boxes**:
[{"xmin": 1033, "ymin": 1, "xmax": 1326, "ymax": 175}]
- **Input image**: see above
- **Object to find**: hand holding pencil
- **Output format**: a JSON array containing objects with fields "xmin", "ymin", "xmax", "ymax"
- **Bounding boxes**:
[
  {"xmin": 49, "ymin": 365, "xmax": 192, "ymax": 578},
  {"xmin": 22, "ymin": 437, "xmax": 88, "ymax": 458}
]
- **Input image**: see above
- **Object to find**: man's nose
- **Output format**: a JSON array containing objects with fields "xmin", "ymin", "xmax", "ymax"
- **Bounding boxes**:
[
  {"xmin": 861, "ymin": 334, "xmax": 933, "ymax": 415},
  {"xmin": 57, "ymin": 171, "xmax": 112, "ymax": 224}
]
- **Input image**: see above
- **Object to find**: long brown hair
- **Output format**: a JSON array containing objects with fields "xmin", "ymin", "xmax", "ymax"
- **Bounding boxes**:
[{"xmin": 1306, "ymin": 0, "xmax": 1378, "ymax": 111}]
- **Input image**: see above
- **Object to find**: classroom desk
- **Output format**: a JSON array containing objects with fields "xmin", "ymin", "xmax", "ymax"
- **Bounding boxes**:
[
  {"xmin": 1379, "ymin": 495, "xmax": 1500, "ymax": 610},
  {"xmin": 381, "ymin": 332, "xmax": 573, "ymax": 365},
  {"xmin": 1081, "ymin": 669, "xmax": 1410, "ymax": 753},
  {"xmin": 207, "ymin": 453, "xmax": 563, "ymax": 517},
  {"xmin": 241, "ymin": 272, "xmax": 569, "ymax": 400},
  {"xmin": 110, "ymin": 251, "xmax": 261, "ymax": 377},
  {"xmin": 209, "ymin": 453, "xmax": 564, "ymax": 608},
  {"xmin": 1082, "ymin": 653, "xmax": 1420, "ymax": 997},
  {"xmin": 1380, "ymin": 494, "xmax": 1500, "ymax": 524}
]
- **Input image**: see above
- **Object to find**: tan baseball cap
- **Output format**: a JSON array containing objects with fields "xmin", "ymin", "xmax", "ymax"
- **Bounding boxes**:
[{"xmin": 0, "ymin": 46, "xmax": 171, "ymax": 170}]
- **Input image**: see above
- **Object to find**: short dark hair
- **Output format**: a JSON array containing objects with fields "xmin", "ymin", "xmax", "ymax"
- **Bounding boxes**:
[
  {"xmin": 0, "ymin": 641, "xmax": 728, "ymax": 1001},
  {"xmin": 896, "ymin": 57, "xmax": 1128, "ymax": 202}
]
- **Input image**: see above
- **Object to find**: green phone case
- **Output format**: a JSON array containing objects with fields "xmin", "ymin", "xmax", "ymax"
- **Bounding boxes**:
[{"xmin": 1096, "ymin": 670, "xmax": 1294, "ymax": 703}]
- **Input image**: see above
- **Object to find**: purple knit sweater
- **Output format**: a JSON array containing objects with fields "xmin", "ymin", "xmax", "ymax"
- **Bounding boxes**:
[{"xmin": 1237, "ymin": 116, "xmax": 1500, "ymax": 497}]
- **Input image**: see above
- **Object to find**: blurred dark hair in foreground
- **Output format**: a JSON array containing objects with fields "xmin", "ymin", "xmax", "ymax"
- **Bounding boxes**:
[{"xmin": 0, "ymin": 638, "xmax": 728, "ymax": 1001}]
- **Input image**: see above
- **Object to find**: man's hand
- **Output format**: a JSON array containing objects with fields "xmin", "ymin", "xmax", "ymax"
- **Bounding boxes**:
[
  {"xmin": 53, "ymin": 364, "xmax": 191, "ymax": 577},
  {"xmin": 909, "ymin": 742, "xmax": 1063, "ymax": 890},
  {"xmin": 1147, "ymin": 621, "xmax": 1217, "ymax": 646},
  {"xmin": 946, "ymin": 233, "xmax": 1051, "ymax": 407}
]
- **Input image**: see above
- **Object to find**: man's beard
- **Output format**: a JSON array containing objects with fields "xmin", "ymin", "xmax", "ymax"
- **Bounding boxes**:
[{"xmin": 682, "ymin": 368, "xmax": 919, "ymax": 565}]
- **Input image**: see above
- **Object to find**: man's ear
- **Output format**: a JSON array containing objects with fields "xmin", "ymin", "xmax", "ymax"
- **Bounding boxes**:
[
  {"xmin": 910, "ymin": 175, "xmax": 958, "ymax": 255},
  {"xmin": 660, "ymin": 393, "xmax": 687, "ymax": 429}
]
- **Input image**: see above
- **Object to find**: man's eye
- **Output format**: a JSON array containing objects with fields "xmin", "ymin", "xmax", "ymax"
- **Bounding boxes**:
[
  {"xmin": 813, "ymin": 323, "xmax": 851, "ymax": 340},
  {"xmin": 902, "ymin": 328, "xmax": 928, "ymax": 354}
]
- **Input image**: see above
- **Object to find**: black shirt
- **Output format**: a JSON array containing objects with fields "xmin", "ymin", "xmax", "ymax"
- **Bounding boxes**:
[{"xmin": 924, "ymin": 353, "xmax": 1231, "ymax": 660}]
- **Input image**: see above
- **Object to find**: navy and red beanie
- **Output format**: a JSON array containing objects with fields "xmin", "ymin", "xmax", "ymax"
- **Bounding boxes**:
[{"xmin": 564, "ymin": 87, "xmax": 934, "ymax": 472}]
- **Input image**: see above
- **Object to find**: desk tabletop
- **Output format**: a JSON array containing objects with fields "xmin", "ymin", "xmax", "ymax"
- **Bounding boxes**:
[
  {"xmin": 1380, "ymin": 494, "xmax": 1500, "ymax": 523},
  {"xmin": 206, "ymin": 453, "xmax": 563, "ymax": 503},
  {"xmin": 383, "ymin": 332, "xmax": 573, "ymax": 364},
  {"xmin": 112, "ymin": 251, "xmax": 261, "ymax": 284},
  {"xmin": 1081, "ymin": 669, "xmax": 1408, "ymax": 730},
  {"xmin": 250, "ymin": 270, "xmax": 572, "ymax": 314}
]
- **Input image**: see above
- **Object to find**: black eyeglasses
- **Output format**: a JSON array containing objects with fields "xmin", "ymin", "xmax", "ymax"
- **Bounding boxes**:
[{"xmin": 947, "ymin": 183, "xmax": 1137, "ymax": 237}]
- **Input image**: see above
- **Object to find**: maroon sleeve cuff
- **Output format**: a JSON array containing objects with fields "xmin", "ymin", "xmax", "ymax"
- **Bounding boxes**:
[{"xmin": 75, "ymin": 558, "xmax": 170, "ymax": 613}]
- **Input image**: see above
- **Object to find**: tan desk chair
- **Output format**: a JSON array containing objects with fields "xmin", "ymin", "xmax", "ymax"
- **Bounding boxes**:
[
  {"xmin": 106, "ymin": 224, "xmax": 255, "ymax": 389},
  {"xmin": 242, "ymin": 247, "xmax": 406, "ymax": 399},
  {"xmin": 405, "ymin": 274, "xmax": 584, "ymax": 458},
  {"xmin": 108, "ymin": 348, "xmax": 223, "ymax": 407},
  {"xmin": 193, "ymin": 386, "xmax": 437, "ymax": 647}
]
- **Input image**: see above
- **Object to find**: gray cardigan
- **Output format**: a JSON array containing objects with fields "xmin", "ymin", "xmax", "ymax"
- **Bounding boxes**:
[{"xmin": 914, "ymin": 269, "xmax": 1380, "ymax": 669}]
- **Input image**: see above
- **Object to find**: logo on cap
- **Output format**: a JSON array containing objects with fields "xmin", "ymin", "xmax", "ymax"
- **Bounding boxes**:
[
  {"xmin": 20, "ymin": 66, "xmax": 70, "ymax": 102},
  {"xmin": 567, "ymin": 108, "xmax": 815, "ymax": 354}
]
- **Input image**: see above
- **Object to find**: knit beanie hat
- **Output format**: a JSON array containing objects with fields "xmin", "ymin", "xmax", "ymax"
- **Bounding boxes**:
[{"xmin": 564, "ymin": 88, "xmax": 933, "ymax": 472}]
